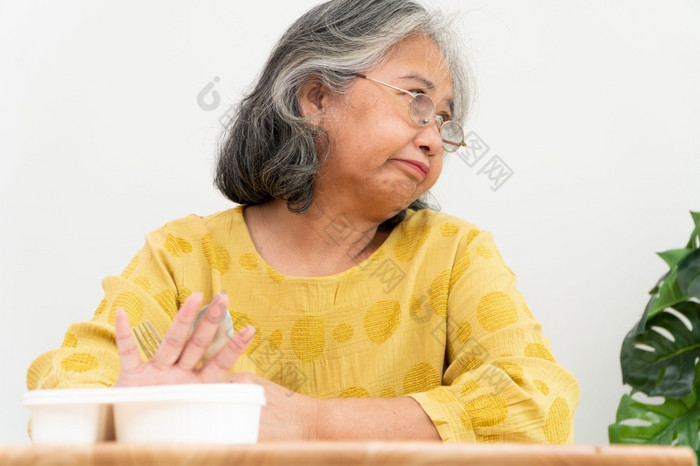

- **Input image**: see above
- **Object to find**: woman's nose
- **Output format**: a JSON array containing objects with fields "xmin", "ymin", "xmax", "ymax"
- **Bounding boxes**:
[{"xmin": 414, "ymin": 119, "xmax": 444, "ymax": 155}]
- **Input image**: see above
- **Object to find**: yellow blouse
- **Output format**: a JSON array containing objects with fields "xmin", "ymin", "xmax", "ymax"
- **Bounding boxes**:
[{"xmin": 27, "ymin": 206, "xmax": 580, "ymax": 443}]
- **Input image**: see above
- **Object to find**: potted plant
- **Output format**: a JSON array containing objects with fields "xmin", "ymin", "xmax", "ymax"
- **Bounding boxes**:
[{"xmin": 610, "ymin": 211, "xmax": 700, "ymax": 459}]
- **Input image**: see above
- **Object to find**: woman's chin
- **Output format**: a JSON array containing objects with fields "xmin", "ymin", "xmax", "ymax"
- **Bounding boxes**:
[{"xmin": 373, "ymin": 200, "xmax": 418, "ymax": 225}]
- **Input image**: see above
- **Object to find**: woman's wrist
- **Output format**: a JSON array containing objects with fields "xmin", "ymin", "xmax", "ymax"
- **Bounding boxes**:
[{"xmin": 304, "ymin": 395, "xmax": 322, "ymax": 440}]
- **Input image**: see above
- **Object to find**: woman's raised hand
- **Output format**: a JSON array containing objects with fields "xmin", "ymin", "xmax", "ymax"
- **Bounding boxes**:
[{"xmin": 113, "ymin": 292, "xmax": 255, "ymax": 387}]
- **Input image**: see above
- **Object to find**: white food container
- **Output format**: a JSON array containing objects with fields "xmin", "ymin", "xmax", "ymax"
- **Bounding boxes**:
[
  {"xmin": 23, "ymin": 388, "xmax": 114, "ymax": 444},
  {"xmin": 24, "ymin": 383, "xmax": 266, "ymax": 445},
  {"xmin": 111, "ymin": 384, "xmax": 265, "ymax": 444}
]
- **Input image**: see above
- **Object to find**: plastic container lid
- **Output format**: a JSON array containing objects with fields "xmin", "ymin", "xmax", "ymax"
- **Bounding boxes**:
[
  {"xmin": 24, "ymin": 383, "xmax": 266, "ymax": 406},
  {"xmin": 24, "ymin": 388, "xmax": 114, "ymax": 406},
  {"xmin": 109, "ymin": 383, "xmax": 266, "ymax": 405}
]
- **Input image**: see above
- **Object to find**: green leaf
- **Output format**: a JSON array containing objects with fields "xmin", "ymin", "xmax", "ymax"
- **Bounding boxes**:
[
  {"xmin": 609, "ymin": 388, "xmax": 700, "ymax": 455},
  {"xmin": 621, "ymin": 301, "xmax": 700, "ymax": 397},
  {"xmin": 658, "ymin": 249, "xmax": 693, "ymax": 268},
  {"xmin": 648, "ymin": 268, "xmax": 689, "ymax": 320},
  {"xmin": 678, "ymin": 249, "xmax": 700, "ymax": 299},
  {"xmin": 691, "ymin": 211, "xmax": 700, "ymax": 228},
  {"xmin": 687, "ymin": 211, "xmax": 700, "ymax": 250},
  {"xmin": 649, "ymin": 270, "xmax": 671, "ymax": 296}
]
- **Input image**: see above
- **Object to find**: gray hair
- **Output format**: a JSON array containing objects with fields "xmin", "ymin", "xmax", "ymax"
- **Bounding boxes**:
[{"xmin": 215, "ymin": 0, "xmax": 472, "ymax": 230}]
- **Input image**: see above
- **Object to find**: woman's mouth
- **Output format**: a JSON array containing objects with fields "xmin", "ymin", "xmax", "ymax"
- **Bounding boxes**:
[{"xmin": 393, "ymin": 159, "xmax": 429, "ymax": 178}]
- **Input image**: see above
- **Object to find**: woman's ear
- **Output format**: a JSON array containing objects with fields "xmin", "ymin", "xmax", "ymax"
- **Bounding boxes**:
[{"xmin": 298, "ymin": 80, "xmax": 331, "ymax": 119}]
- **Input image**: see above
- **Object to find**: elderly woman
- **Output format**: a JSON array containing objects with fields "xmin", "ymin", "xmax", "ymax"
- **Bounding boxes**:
[{"xmin": 27, "ymin": 0, "xmax": 579, "ymax": 442}]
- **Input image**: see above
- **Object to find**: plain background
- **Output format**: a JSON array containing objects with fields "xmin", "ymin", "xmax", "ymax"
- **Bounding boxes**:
[{"xmin": 1, "ymin": 0, "xmax": 699, "ymax": 445}]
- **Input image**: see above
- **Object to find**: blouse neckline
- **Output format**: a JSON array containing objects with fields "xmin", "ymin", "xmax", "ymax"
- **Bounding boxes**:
[{"xmin": 233, "ymin": 205, "xmax": 409, "ymax": 281}]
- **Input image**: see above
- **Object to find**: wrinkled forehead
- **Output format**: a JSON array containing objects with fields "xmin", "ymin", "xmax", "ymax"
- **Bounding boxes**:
[
  {"xmin": 386, "ymin": 35, "xmax": 454, "ymax": 109},
  {"xmin": 387, "ymin": 35, "xmax": 453, "ymax": 83}
]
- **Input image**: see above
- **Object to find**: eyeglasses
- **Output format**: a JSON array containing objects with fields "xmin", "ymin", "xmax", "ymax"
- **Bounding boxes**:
[{"xmin": 356, "ymin": 73, "xmax": 466, "ymax": 152}]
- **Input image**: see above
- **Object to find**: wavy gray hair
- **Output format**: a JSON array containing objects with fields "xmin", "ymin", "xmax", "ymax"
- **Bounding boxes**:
[{"xmin": 215, "ymin": 0, "xmax": 472, "ymax": 230}]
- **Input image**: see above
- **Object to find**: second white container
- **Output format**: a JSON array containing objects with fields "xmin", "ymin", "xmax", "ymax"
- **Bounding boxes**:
[{"xmin": 111, "ymin": 383, "xmax": 266, "ymax": 444}]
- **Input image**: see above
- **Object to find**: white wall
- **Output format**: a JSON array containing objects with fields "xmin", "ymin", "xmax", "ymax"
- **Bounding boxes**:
[{"xmin": 1, "ymin": 0, "xmax": 699, "ymax": 445}]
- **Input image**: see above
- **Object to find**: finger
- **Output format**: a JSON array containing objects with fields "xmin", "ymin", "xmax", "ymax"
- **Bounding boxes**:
[
  {"xmin": 151, "ymin": 292, "xmax": 203, "ymax": 367},
  {"xmin": 114, "ymin": 308, "xmax": 143, "ymax": 373},
  {"xmin": 200, "ymin": 325, "xmax": 256, "ymax": 380},
  {"xmin": 177, "ymin": 292, "xmax": 229, "ymax": 371}
]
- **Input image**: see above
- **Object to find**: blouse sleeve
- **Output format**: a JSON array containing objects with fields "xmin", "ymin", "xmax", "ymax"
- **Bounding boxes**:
[
  {"xmin": 26, "ymin": 224, "xmax": 185, "ymax": 390},
  {"xmin": 408, "ymin": 229, "xmax": 580, "ymax": 443}
]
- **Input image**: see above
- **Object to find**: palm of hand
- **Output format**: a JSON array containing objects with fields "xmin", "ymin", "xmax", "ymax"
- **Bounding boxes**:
[{"xmin": 113, "ymin": 292, "xmax": 255, "ymax": 388}]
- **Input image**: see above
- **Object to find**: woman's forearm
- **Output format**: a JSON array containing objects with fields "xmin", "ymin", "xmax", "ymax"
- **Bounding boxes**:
[{"xmin": 314, "ymin": 396, "xmax": 441, "ymax": 440}]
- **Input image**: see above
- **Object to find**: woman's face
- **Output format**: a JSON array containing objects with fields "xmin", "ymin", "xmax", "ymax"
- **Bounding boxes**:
[{"xmin": 314, "ymin": 35, "xmax": 453, "ymax": 223}]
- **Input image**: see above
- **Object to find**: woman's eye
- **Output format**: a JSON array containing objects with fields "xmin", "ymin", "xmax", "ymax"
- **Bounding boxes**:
[{"xmin": 438, "ymin": 112, "xmax": 451, "ymax": 121}]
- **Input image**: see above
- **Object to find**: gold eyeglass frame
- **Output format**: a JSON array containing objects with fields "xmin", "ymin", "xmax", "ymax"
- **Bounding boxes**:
[{"xmin": 355, "ymin": 73, "xmax": 466, "ymax": 152}]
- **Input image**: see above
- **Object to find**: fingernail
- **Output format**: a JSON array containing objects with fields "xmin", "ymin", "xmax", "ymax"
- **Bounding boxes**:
[
  {"xmin": 205, "ymin": 303, "xmax": 226, "ymax": 323},
  {"xmin": 240, "ymin": 325, "xmax": 256, "ymax": 337},
  {"xmin": 239, "ymin": 325, "xmax": 256, "ymax": 344}
]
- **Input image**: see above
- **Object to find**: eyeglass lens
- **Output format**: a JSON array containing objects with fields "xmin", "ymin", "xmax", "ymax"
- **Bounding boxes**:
[
  {"xmin": 409, "ymin": 94, "xmax": 464, "ymax": 152},
  {"xmin": 409, "ymin": 94, "xmax": 435, "ymax": 126},
  {"xmin": 440, "ymin": 122, "xmax": 464, "ymax": 151}
]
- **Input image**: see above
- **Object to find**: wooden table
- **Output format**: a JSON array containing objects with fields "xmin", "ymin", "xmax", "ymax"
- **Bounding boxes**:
[
  {"xmin": 0, "ymin": 442, "xmax": 696, "ymax": 466},
  {"xmin": 0, "ymin": 442, "xmax": 695, "ymax": 465}
]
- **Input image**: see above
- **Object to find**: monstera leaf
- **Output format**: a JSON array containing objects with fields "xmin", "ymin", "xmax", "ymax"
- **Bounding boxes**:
[
  {"xmin": 644, "ymin": 248, "xmax": 700, "ymax": 323},
  {"xmin": 609, "ymin": 384, "xmax": 700, "ymax": 455},
  {"xmin": 621, "ymin": 301, "xmax": 700, "ymax": 398},
  {"xmin": 628, "ymin": 211, "xmax": 700, "ymax": 335},
  {"xmin": 678, "ymin": 249, "xmax": 700, "ymax": 299}
]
